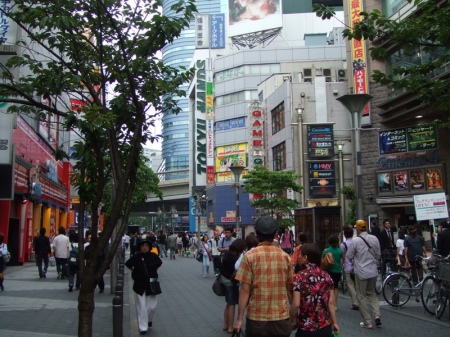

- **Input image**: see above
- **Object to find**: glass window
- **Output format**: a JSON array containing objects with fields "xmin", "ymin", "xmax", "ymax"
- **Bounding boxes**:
[
  {"xmin": 273, "ymin": 142, "xmax": 286, "ymax": 171},
  {"xmin": 271, "ymin": 101, "xmax": 285, "ymax": 135}
]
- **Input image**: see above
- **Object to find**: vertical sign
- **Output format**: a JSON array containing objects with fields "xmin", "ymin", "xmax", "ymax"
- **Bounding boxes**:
[
  {"xmin": 309, "ymin": 161, "xmax": 336, "ymax": 197},
  {"xmin": 195, "ymin": 14, "xmax": 210, "ymax": 49},
  {"xmin": 194, "ymin": 60, "xmax": 208, "ymax": 187},
  {"xmin": 0, "ymin": 102, "xmax": 12, "ymax": 164},
  {"xmin": 206, "ymin": 81, "xmax": 215, "ymax": 186},
  {"xmin": 210, "ymin": 14, "xmax": 225, "ymax": 49},
  {"xmin": 249, "ymin": 100, "xmax": 263, "ymax": 169},
  {"xmin": 306, "ymin": 124, "xmax": 334, "ymax": 158},
  {"xmin": 0, "ymin": 1, "xmax": 17, "ymax": 45},
  {"xmin": 348, "ymin": 0, "xmax": 371, "ymax": 125}
]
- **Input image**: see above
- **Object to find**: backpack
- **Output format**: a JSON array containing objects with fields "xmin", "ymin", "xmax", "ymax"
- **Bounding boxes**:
[
  {"xmin": 150, "ymin": 243, "xmax": 159, "ymax": 255},
  {"xmin": 68, "ymin": 244, "xmax": 79, "ymax": 266},
  {"xmin": 2, "ymin": 244, "xmax": 10, "ymax": 264}
]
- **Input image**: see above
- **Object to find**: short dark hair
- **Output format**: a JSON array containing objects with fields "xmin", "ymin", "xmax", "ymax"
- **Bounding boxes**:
[
  {"xmin": 223, "ymin": 227, "xmax": 233, "ymax": 233},
  {"xmin": 398, "ymin": 230, "xmax": 405, "ymax": 240},
  {"xmin": 300, "ymin": 243, "xmax": 321, "ymax": 265},
  {"xmin": 343, "ymin": 226, "xmax": 353, "ymax": 239},
  {"xmin": 40, "ymin": 227, "xmax": 46, "ymax": 236},
  {"xmin": 297, "ymin": 232, "xmax": 307, "ymax": 243},
  {"xmin": 58, "ymin": 227, "xmax": 66, "ymax": 235},
  {"xmin": 328, "ymin": 234, "xmax": 339, "ymax": 248}
]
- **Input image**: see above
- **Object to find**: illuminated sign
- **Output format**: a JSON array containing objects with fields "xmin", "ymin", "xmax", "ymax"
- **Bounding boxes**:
[
  {"xmin": 309, "ymin": 161, "xmax": 336, "ymax": 197},
  {"xmin": 307, "ymin": 124, "xmax": 334, "ymax": 158}
]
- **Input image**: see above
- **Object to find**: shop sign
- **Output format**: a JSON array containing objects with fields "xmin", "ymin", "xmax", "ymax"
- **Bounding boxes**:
[
  {"xmin": 414, "ymin": 192, "xmax": 448, "ymax": 221},
  {"xmin": 307, "ymin": 124, "xmax": 334, "ymax": 158},
  {"xmin": 309, "ymin": 161, "xmax": 336, "ymax": 197}
]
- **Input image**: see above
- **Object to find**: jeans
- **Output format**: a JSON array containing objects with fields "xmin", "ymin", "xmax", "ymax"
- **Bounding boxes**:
[
  {"xmin": 68, "ymin": 265, "xmax": 80, "ymax": 288},
  {"xmin": 202, "ymin": 254, "xmax": 210, "ymax": 275},
  {"xmin": 36, "ymin": 254, "xmax": 49, "ymax": 277},
  {"xmin": 158, "ymin": 244, "xmax": 168, "ymax": 258},
  {"xmin": 55, "ymin": 257, "xmax": 68, "ymax": 278},
  {"xmin": 168, "ymin": 247, "xmax": 176, "ymax": 259},
  {"xmin": 212, "ymin": 255, "xmax": 221, "ymax": 275}
]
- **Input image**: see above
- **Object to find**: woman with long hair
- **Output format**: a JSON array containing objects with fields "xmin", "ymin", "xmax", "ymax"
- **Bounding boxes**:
[
  {"xmin": 0, "ymin": 232, "xmax": 8, "ymax": 291},
  {"xmin": 200, "ymin": 234, "xmax": 212, "ymax": 277}
]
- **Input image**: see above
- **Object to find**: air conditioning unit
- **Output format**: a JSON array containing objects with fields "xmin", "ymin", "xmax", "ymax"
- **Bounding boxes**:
[
  {"xmin": 323, "ymin": 68, "xmax": 332, "ymax": 77},
  {"xmin": 303, "ymin": 68, "xmax": 312, "ymax": 83},
  {"xmin": 337, "ymin": 69, "xmax": 347, "ymax": 81}
]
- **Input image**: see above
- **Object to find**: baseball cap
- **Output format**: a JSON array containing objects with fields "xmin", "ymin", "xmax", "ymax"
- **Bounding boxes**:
[
  {"xmin": 354, "ymin": 219, "xmax": 367, "ymax": 231},
  {"xmin": 255, "ymin": 216, "xmax": 279, "ymax": 235}
]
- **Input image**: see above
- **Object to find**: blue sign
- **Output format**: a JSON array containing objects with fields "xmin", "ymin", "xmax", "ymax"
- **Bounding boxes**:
[
  {"xmin": 216, "ymin": 117, "xmax": 246, "ymax": 131},
  {"xmin": 210, "ymin": 14, "xmax": 225, "ymax": 49}
]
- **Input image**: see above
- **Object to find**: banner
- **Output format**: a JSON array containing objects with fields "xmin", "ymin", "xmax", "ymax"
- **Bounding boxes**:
[{"xmin": 414, "ymin": 193, "xmax": 448, "ymax": 221}]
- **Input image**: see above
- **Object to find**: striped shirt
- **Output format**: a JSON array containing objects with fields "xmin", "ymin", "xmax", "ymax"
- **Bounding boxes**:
[{"xmin": 235, "ymin": 242, "xmax": 293, "ymax": 321}]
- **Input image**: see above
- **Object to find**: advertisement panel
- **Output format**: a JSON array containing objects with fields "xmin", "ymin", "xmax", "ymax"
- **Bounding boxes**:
[
  {"xmin": 407, "ymin": 124, "xmax": 438, "ymax": 152},
  {"xmin": 347, "ymin": 0, "xmax": 371, "ymax": 125},
  {"xmin": 215, "ymin": 143, "xmax": 247, "ymax": 183},
  {"xmin": 378, "ymin": 128, "xmax": 407, "ymax": 155},
  {"xmin": 210, "ymin": 14, "xmax": 225, "ymax": 49},
  {"xmin": 0, "ymin": 102, "xmax": 13, "ymax": 164},
  {"xmin": 195, "ymin": 14, "xmax": 210, "ymax": 49},
  {"xmin": 309, "ymin": 161, "xmax": 336, "ymax": 197},
  {"xmin": 414, "ymin": 192, "xmax": 448, "ymax": 221},
  {"xmin": 306, "ymin": 124, "xmax": 334, "ymax": 158},
  {"xmin": 228, "ymin": 0, "xmax": 283, "ymax": 37}
]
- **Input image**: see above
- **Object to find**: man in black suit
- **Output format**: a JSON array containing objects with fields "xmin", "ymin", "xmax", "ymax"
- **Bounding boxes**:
[
  {"xmin": 437, "ymin": 220, "xmax": 450, "ymax": 257},
  {"xmin": 380, "ymin": 219, "xmax": 396, "ymax": 275},
  {"xmin": 33, "ymin": 227, "xmax": 52, "ymax": 278}
]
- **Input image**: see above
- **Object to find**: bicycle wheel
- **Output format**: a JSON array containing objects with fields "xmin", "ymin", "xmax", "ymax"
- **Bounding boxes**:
[
  {"xmin": 383, "ymin": 273, "xmax": 412, "ymax": 307},
  {"xmin": 435, "ymin": 284, "xmax": 448, "ymax": 319},
  {"xmin": 375, "ymin": 268, "xmax": 383, "ymax": 295},
  {"xmin": 421, "ymin": 276, "xmax": 439, "ymax": 315}
]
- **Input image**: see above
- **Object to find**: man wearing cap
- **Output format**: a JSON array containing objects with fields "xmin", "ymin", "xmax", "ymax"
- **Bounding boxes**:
[
  {"xmin": 234, "ymin": 216, "xmax": 293, "ymax": 337},
  {"xmin": 436, "ymin": 219, "xmax": 450, "ymax": 257},
  {"xmin": 346, "ymin": 219, "xmax": 381, "ymax": 329}
]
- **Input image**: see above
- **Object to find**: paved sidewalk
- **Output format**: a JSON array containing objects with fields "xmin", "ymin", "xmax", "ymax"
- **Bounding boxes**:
[{"xmin": 0, "ymin": 251, "xmax": 449, "ymax": 337}]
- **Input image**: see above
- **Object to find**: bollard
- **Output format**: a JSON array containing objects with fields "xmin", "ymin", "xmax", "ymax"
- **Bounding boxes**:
[
  {"xmin": 116, "ymin": 281, "xmax": 123, "ymax": 299},
  {"xmin": 112, "ymin": 296, "xmax": 123, "ymax": 337},
  {"xmin": 117, "ymin": 273, "xmax": 124, "ymax": 284}
]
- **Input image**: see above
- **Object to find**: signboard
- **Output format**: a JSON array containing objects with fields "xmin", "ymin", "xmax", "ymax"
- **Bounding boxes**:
[
  {"xmin": 195, "ymin": 14, "xmax": 210, "ymax": 49},
  {"xmin": 248, "ymin": 100, "xmax": 264, "ymax": 169},
  {"xmin": 407, "ymin": 124, "xmax": 438, "ymax": 152},
  {"xmin": 210, "ymin": 14, "xmax": 225, "ymax": 49},
  {"xmin": 215, "ymin": 143, "xmax": 247, "ymax": 183},
  {"xmin": 307, "ymin": 124, "xmax": 334, "ymax": 158},
  {"xmin": 309, "ymin": 161, "xmax": 336, "ymax": 197},
  {"xmin": 414, "ymin": 192, "xmax": 449, "ymax": 221},
  {"xmin": 378, "ymin": 128, "xmax": 407, "ymax": 155}
]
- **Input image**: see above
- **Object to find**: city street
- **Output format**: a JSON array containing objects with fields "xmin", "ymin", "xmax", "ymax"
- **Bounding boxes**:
[{"xmin": 0, "ymin": 251, "xmax": 449, "ymax": 336}]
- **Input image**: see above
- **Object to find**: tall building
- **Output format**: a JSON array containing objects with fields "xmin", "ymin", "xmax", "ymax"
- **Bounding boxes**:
[{"xmin": 161, "ymin": 0, "xmax": 222, "ymax": 180}]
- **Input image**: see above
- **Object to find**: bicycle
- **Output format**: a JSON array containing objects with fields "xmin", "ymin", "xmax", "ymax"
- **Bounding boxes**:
[
  {"xmin": 375, "ymin": 249, "xmax": 397, "ymax": 294},
  {"xmin": 382, "ymin": 255, "xmax": 440, "ymax": 314},
  {"xmin": 435, "ymin": 260, "xmax": 450, "ymax": 319}
]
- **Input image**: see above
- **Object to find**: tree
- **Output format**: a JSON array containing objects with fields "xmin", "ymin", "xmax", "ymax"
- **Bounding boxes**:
[
  {"xmin": 242, "ymin": 165, "xmax": 302, "ymax": 229},
  {"xmin": 0, "ymin": 0, "xmax": 195, "ymax": 336},
  {"xmin": 314, "ymin": 0, "xmax": 450, "ymax": 117},
  {"xmin": 341, "ymin": 186, "xmax": 356, "ymax": 226}
]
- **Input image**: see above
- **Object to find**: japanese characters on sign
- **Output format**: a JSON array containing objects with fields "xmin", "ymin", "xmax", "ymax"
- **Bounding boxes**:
[
  {"xmin": 407, "ymin": 124, "xmax": 438, "ymax": 152},
  {"xmin": 307, "ymin": 124, "xmax": 334, "ymax": 158},
  {"xmin": 414, "ymin": 192, "xmax": 449, "ymax": 221},
  {"xmin": 309, "ymin": 161, "xmax": 336, "ymax": 197},
  {"xmin": 379, "ymin": 128, "xmax": 407, "ymax": 154},
  {"xmin": 210, "ymin": 14, "xmax": 225, "ymax": 49}
]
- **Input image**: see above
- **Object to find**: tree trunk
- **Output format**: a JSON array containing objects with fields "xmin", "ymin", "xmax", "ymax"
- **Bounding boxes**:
[{"xmin": 77, "ymin": 267, "xmax": 97, "ymax": 337}]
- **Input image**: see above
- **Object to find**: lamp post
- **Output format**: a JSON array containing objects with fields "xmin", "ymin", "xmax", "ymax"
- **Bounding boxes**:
[
  {"xmin": 295, "ymin": 102, "xmax": 305, "ymax": 207},
  {"xmin": 229, "ymin": 166, "xmax": 245, "ymax": 238},
  {"xmin": 336, "ymin": 94, "xmax": 373, "ymax": 220},
  {"xmin": 337, "ymin": 141, "xmax": 346, "ymax": 231}
]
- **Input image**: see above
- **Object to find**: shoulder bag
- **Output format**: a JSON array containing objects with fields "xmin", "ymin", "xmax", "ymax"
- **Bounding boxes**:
[
  {"xmin": 358, "ymin": 235, "xmax": 380, "ymax": 266},
  {"xmin": 320, "ymin": 250, "xmax": 334, "ymax": 271},
  {"xmin": 212, "ymin": 274, "xmax": 226, "ymax": 296},
  {"xmin": 142, "ymin": 257, "xmax": 162, "ymax": 295}
]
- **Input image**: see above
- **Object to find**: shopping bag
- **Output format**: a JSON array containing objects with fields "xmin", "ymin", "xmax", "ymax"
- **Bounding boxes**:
[{"xmin": 49, "ymin": 256, "xmax": 56, "ymax": 267}]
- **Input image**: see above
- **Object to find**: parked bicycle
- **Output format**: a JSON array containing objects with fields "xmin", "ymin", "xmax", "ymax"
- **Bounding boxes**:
[
  {"xmin": 375, "ymin": 249, "xmax": 398, "ymax": 294},
  {"xmin": 435, "ymin": 260, "xmax": 450, "ymax": 319},
  {"xmin": 382, "ymin": 255, "xmax": 441, "ymax": 314}
]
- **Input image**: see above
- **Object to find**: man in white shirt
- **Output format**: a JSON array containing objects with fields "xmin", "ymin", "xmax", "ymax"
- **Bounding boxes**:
[
  {"xmin": 52, "ymin": 227, "xmax": 70, "ymax": 279},
  {"xmin": 346, "ymin": 219, "xmax": 381, "ymax": 329}
]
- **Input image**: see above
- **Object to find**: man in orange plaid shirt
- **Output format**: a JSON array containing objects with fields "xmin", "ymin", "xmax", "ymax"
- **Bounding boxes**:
[{"xmin": 234, "ymin": 216, "xmax": 293, "ymax": 337}]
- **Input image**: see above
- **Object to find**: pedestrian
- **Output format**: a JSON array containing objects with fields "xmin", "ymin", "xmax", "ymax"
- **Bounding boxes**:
[
  {"xmin": 396, "ymin": 229, "xmax": 406, "ymax": 267},
  {"xmin": 346, "ymin": 219, "xmax": 382, "ymax": 329},
  {"xmin": 52, "ymin": 226, "xmax": 70, "ymax": 279},
  {"xmin": 218, "ymin": 227, "xmax": 236, "ymax": 255},
  {"xmin": 220, "ymin": 238, "xmax": 245, "ymax": 334},
  {"xmin": 182, "ymin": 232, "xmax": 190, "ymax": 256},
  {"xmin": 67, "ymin": 230, "xmax": 80, "ymax": 292},
  {"xmin": 125, "ymin": 238, "xmax": 163, "ymax": 335},
  {"xmin": 436, "ymin": 219, "xmax": 450, "ymax": 256},
  {"xmin": 322, "ymin": 234, "xmax": 343, "ymax": 311},
  {"xmin": 130, "ymin": 232, "xmax": 140, "ymax": 256},
  {"xmin": 176, "ymin": 233, "xmax": 183, "ymax": 256},
  {"xmin": 33, "ymin": 227, "xmax": 52, "ymax": 279},
  {"xmin": 234, "ymin": 216, "xmax": 293, "ymax": 337},
  {"xmin": 123, "ymin": 233, "xmax": 130, "ymax": 250},
  {"xmin": 341, "ymin": 226, "xmax": 358, "ymax": 310},
  {"xmin": 404, "ymin": 224, "xmax": 427, "ymax": 283},
  {"xmin": 292, "ymin": 232, "xmax": 307, "ymax": 273},
  {"xmin": 84, "ymin": 234, "xmax": 106, "ymax": 293},
  {"xmin": 157, "ymin": 230, "xmax": 168, "ymax": 258},
  {"xmin": 290, "ymin": 243, "xmax": 340, "ymax": 337},
  {"xmin": 235, "ymin": 233, "xmax": 258, "ymax": 270},
  {"xmin": 200, "ymin": 234, "xmax": 212, "ymax": 277},
  {"xmin": 280, "ymin": 227, "xmax": 294, "ymax": 255},
  {"xmin": 210, "ymin": 230, "xmax": 222, "ymax": 276},
  {"xmin": 167, "ymin": 232, "xmax": 177, "ymax": 260},
  {"xmin": 0, "ymin": 232, "xmax": 8, "ymax": 291}
]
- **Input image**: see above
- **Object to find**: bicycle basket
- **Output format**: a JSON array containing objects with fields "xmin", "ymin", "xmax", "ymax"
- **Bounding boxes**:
[
  {"xmin": 437, "ymin": 262, "xmax": 450, "ymax": 282},
  {"xmin": 427, "ymin": 255, "xmax": 442, "ymax": 269}
]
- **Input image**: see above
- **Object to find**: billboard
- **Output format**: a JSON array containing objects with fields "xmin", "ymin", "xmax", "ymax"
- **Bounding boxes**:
[
  {"xmin": 414, "ymin": 192, "xmax": 448, "ymax": 221},
  {"xmin": 228, "ymin": 0, "xmax": 283, "ymax": 37},
  {"xmin": 215, "ymin": 143, "xmax": 247, "ymax": 183}
]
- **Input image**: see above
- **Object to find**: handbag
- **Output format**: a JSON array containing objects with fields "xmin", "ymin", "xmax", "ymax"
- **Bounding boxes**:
[
  {"xmin": 49, "ymin": 256, "xmax": 56, "ymax": 267},
  {"xmin": 212, "ymin": 275, "xmax": 225, "ymax": 296},
  {"xmin": 148, "ymin": 279, "xmax": 162, "ymax": 295},
  {"xmin": 1, "ymin": 244, "xmax": 10, "ymax": 263},
  {"xmin": 320, "ymin": 251, "xmax": 334, "ymax": 271},
  {"xmin": 231, "ymin": 329, "xmax": 245, "ymax": 337},
  {"xmin": 196, "ymin": 251, "xmax": 203, "ymax": 262}
]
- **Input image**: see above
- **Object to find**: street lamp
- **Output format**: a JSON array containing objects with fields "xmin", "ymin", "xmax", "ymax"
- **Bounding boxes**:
[
  {"xmin": 295, "ymin": 101, "xmax": 305, "ymax": 207},
  {"xmin": 336, "ymin": 94, "xmax": 373, "ymax": 220},
  {"xmin": 229, "ymin": 166, "xmax": 245, "ymax": 238},
  {"xmin": 337, "ymin": 141, "xmax": 346, "ymax": 232}
]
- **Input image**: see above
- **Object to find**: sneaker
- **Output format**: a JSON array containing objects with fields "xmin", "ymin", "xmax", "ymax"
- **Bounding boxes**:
[
  {"xmin": 0, "ymin": 285, "xmax": 4, "ymax": 291},
  {"xmin": 148, "ymin": 322, "xmax": 152, "ymax": 328},
  {"xmin": 375, "ymin": 316, "xmax": 382, "ymax": 326},
  {"xmin": 69, "ymin": 285, "xmax": 73, "ymax": 292},
  {"xmin": 57, "ymin": 273, "xmax": 61, "ymax": 280},
  {"xmin": 140, "ymin": 331, "xmax": 147, "ymax": 335},
  {"xmin": 360, "ymin": 322, "xmax": 373, "ymax": 329}
]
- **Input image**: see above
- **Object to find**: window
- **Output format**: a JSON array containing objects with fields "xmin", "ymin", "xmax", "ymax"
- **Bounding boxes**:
[
  {"xmin": 273, "ymin": 142, "xmax": 286, "ymax": 171},
  {"xmin": 271, "ymin": 102, "xmax": 285, "ymax": 135}
]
